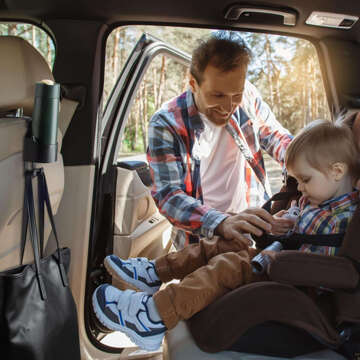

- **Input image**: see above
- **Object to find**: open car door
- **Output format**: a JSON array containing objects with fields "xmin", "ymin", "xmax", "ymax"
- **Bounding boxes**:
[{"xmin": 87, "ymin": 33, "xmax": 191, "ymax": 355}]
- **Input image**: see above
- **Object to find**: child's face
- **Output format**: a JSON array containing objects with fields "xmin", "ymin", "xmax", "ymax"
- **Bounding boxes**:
[{"xmin": 288, "ymin": 155, "xmax": 346, "ymax": 206}]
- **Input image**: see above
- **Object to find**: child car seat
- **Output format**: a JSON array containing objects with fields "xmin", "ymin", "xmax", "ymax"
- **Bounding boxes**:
[{"xmin": 186, "ymin": 177, "xmax": 360, "ymax": 359}]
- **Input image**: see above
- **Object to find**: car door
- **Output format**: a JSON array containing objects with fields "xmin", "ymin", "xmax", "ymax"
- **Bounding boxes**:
[{"xmin": 87, "ymin": 33, "xmax": 191, "ymax": 351}]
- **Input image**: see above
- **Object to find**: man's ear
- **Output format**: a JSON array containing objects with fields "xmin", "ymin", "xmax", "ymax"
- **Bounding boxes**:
[
  {"xmin": 189, "ymin": 74, "xmax": 197, "ymax": 93},
  {"xmin": 330, "ymin": 162, "xmax": 347, "ymax": 181}
]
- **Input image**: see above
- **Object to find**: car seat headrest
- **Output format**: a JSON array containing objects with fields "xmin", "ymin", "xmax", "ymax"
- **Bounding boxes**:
[{"xmin": 0, "ymin": 36, "xmax": 54, "ymax": 116}]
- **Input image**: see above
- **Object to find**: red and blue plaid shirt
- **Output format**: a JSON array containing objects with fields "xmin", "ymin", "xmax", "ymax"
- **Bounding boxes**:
[
  {"xmin": 297, "ymin": 190, "xmax": 360, "ymax": 255},
  {"xmin": 147, "ymin": 80, "xmax": 292, "ymax": 249}
]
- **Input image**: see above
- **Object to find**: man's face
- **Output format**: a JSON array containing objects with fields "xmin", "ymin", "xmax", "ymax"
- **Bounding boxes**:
[{"xmin": 190, "ymin": 64, "xmax": 246, "ymax": 127}]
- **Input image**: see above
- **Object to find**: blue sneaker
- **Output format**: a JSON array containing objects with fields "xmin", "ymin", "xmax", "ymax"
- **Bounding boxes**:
[
  {"xmin": 92, "ymin": 284, "xmax": 166, "ymax": 351},
  {"xmin": 104, "ymin": 255, "xmax": 161, "ymax": 295}
]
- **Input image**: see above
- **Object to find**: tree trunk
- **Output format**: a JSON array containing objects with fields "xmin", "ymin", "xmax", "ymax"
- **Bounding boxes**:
[
  {"xmin": 32, "ymin": 26, "xmax": 36, "ymax": 46},
  {"xmin": 301, "ymin": 63, "xmax": 307, "ymax": 128},
  {"xmin": 130, "ymin": 88, "xmax": 141, "ymax": 152},
  {"xmin": 274, "ymin": 68, "xmax": 281, "ymax": 119},
  {"xmin": 310, "ymin": 59, "xmax": 317, "ymax": 119},
  {"xmin": 119, "ymin": 30, "xmax": 126, "ymax": 69},
  {"xmin": 264, "ymin": 36, "xmax": 274, "ymax": 108},
  {"xmin": 47, "ymin": 36, "xmax": 52, "ymax": 65},
  {"xmin": 143, "ymin": 82, "xmax": 149, "ymax": 151},
  {"xmin": 8, "ymin": 24, "xmax": 17, "ymax": 35},
  {"xmin": 153, "ymin": 66, "xmax": 157, "ymax": 108},
  {"xmin": 156, "ymin": 55, "xmax": 167, "ymax": 108},
  {"xmin": 305, "ymin": 61, "xmax": 312, "ymax": 125},
  {"xmin": 112, "ymin": 28, "xmax": 121, "ymax": 79},
  {"xmin": 140, "ymin": 83, "xmax": 147, "ymax": 150}
]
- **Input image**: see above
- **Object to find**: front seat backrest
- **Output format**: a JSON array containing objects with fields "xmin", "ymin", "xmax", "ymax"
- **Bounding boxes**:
[{"xmin": 0, "ymin": 35, "xmax": 64, "ymax": 271}]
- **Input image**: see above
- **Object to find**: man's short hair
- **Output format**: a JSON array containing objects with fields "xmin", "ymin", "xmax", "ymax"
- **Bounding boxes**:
[
  {"xmin": 190, "ymin": 30, "xmax": 252, "ymax": 84},
  {"xmin": 285, "ymin": 119, "xmax": 360, "ymax": 179}
]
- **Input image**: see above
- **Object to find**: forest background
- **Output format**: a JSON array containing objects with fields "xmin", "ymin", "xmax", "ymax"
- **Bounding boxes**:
[{"xmin": 1, "ymin": 23, "xmax": 330, "ymax": 156}]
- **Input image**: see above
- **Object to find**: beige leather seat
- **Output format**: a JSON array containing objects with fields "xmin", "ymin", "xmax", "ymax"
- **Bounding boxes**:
[{"xmin": 0, "ymin": 36, "xmax": 64, "ymax": 271}]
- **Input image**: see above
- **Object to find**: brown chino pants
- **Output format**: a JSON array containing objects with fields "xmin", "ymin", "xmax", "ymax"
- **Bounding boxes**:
[{"xmin": 152, "ymin": 237, "xmax": 259, "ymax": 329}]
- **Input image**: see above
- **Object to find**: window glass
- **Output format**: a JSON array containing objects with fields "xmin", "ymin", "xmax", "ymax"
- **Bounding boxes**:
[
  {"xmin": 104, "ymin": 26, "xmax": 330, "ymax": 193},
  {"xmin": 119, "ymin": 54, "xmax": 189, "ymax": 158},
  {"xmin": 0, "ymin": 23, "xmax": 55, "ymax": 68}
]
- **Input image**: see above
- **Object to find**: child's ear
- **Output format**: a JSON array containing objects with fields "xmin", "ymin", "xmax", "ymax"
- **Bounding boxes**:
[{"xmin": 330, "ymin": 162, "xmax": 347, "ymax": 181}]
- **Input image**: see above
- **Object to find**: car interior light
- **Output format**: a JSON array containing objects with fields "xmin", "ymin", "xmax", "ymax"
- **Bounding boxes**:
[{"xmin": 306, "ymin": 11, "xmax": 358, "ymax": 29}]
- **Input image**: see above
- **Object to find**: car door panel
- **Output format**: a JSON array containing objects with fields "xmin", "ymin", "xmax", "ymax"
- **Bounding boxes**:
[{"xmin": 113, "ymin": 163, "xmax": 171, "ymax": 263}]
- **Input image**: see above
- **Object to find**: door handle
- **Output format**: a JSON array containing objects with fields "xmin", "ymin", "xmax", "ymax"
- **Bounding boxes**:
[{"xmin": 225, "ymin": 5, "xmax": 297, "ymax": 26}]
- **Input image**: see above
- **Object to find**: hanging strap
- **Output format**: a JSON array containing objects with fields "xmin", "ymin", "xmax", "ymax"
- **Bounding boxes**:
[
  {"xmin": 38, "ymin": 168, "xmax": 68, "ymax": 287},
  {"xmin": 22, "ymin": 170, "xmax": 47, "ymax": 300},
  {"xmin": 20, "ymin": 169, "xmax": 68, "ymax": 300},
  {"xmin": 20, "ymin": 180, "xmax": 29, "ymax": 265},
  {"xmin": 38, "ymin": 170, "xmax": 45, "ymax": 258}
]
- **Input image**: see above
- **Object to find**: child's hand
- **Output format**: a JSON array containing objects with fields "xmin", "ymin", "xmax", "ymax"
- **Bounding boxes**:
[
  {"xmin": 271, "ymin": 201, "xmax": 299, "ymax": 235},
  {"xmin": 271, "ymin": 210, "xmax": 296, "ymax": 235}
]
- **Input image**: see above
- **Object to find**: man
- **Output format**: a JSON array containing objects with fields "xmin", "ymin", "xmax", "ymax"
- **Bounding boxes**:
[{"xmin": 147, "ymin": 30, "xmax": 293, "ymax": 249}]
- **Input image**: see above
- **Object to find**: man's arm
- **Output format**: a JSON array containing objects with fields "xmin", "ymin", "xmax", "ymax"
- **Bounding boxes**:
[
  {"xmin": 147, "ymin": 114, "xmax": 275, "ymax": 243},
  {"xmin": 246, "ymin": 82, "xmax": 292, "ymax": 165}
]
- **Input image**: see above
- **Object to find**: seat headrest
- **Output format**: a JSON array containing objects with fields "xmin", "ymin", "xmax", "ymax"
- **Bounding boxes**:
[{"xmin": 0, "ymin": 36, "xmax": 54, "ymax": 116}]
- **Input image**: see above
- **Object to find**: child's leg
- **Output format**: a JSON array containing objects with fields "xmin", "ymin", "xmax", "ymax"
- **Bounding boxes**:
[
  {"xmin": 155, "ymin": 237, "xmax": 249, "ymax": 282},
  {"xmin": 154, "ymin": 249, "xmax": 253, "ymax": 329},
  {"xmin": 92, "ymin": 249, "xmax": 254, "ymax": 350},
  {"xmin": 105, "ymin": 237, "xmax": 249, "ymax": 292}
]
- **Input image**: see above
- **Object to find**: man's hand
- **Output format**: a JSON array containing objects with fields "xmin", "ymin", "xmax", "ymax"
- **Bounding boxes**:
[{"xmin": 215, "ymin": 207, "xmax": 274, "ymax": 246}]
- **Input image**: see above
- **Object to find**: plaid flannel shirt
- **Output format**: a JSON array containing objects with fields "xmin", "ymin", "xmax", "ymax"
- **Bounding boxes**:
[
  {"xmin": 297, "ymin": 190, "xmax": 360, "ymax": 255},
  {"xmin": 147, "ymin": 80, "xmax": 292, "ymax": 249}
]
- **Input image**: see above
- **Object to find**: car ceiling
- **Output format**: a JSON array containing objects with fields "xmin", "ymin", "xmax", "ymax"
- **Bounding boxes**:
[{"xmin": 1, "ymin": 0, "xmax": 360, "ymax": 42}]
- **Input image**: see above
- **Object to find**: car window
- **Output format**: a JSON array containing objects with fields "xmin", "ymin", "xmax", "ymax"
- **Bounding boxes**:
[
  {"xmin": 117, "ymin": 52, "xmax": 189, "ymax": 164},
  {"xmin": 104, "ymin": 25, "xmax": 330, "ymax": 193},
  {"xmin": 0, "ymin": 23, "xmax": 55, "ymax": 68}
]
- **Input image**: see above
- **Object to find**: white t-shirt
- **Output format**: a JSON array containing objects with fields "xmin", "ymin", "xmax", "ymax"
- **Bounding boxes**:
[{"xmin": 192, "ymin": 113, "xmax": 248, "ymax": 213}]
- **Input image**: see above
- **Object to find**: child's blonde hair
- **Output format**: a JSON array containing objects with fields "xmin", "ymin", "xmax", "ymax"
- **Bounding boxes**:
[{"xmin": 285, "ymin": 119, "xmax": 360, "ymax": 179}]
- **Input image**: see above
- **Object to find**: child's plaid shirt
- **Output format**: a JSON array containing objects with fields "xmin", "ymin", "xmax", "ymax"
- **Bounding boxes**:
[
  {"xmin": 296, "ymin": 190, "xmax": 360, "ymax": 255},
  {"xmin": 147, "ymin": 80, "xmax": 292, "ymax": 249}
]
